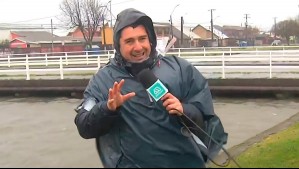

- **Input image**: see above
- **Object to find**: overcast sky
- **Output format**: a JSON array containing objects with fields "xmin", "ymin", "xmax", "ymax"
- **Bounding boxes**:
[{"xmin": 1, "ymin": 0, "xmax": 299, "ymax": 31}]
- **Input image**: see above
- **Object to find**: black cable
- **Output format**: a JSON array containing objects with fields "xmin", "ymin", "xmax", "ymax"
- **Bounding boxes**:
[{"xmin": 175, "ymin": 109, "xmax": 242, "ymax": 168}]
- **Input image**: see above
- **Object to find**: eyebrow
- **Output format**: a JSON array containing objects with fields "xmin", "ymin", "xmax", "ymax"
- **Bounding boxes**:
[{"xmin": 123, "ymin": 35, "xmax": 148, "ymax": 42}]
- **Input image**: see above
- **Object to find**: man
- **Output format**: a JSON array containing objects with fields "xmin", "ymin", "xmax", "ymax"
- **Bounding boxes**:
[{"xmin": 75, "ymin": 8, "xmax": 227, "ymax": 168}]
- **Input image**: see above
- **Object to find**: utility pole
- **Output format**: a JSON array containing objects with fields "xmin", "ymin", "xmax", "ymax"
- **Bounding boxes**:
[
  {"xmin": 209, "ymin": 9, "xmax": 216, "ymax": 42},
  {"xmin": 51, "ymin": 19, "xmax": 54, "ymax": 53},
  {"xmin": 274, "ymin": 17, "xmax": 277, "ymax": 39},
  {"xmin": 181, "ymin": 16, "xmax": 184, "ymax": 47},
  {"xmin": 244, "ymin": 14, "xmax": 250, "ymax": 43},
  {"xmin": 109, "ymin": 0, "xmax": 112, "ymax": 27},
  {"xmin": 102, "ymin": 14, "xmax": 106, "ymax": 50}
]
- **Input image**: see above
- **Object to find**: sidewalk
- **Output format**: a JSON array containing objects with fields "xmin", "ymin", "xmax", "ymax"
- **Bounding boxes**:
[{"xmin": 214, "ymin": 99, "xmax": 299, "ymax": 163}]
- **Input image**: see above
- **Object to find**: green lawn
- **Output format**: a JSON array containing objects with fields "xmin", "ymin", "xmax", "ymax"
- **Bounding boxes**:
[{"xmin": 225, "ymin": 122, "xmax": 299, "ymax": 168}]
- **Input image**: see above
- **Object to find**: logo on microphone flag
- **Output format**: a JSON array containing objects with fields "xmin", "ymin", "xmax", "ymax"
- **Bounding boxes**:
[{"xmin": 147, "ymin": 80, "xmax": 168, "ymax": 101}]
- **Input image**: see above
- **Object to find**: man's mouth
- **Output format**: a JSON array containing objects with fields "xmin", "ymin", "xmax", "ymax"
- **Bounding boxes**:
[
  {"xmin": 132, "ymin": 52, "xmax": 145, "ymax": 58},
  {"xmin": 131, "ymin": 52, "xmax": 149, "ymax": 63}
]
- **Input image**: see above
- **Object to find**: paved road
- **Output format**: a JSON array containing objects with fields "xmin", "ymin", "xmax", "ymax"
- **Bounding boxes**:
[{"xmin": 0, "ymin": 97, "xmax": 298, "ymax": 167}]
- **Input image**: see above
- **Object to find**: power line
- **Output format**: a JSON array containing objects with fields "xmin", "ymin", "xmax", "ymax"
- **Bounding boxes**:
[
  {"xmin": 111, "ymin": 0, "xmax": 136, "ymax": 5},
  {"xmin": 8, "ymin": 15, "xmax": 59, "ymax": 24}
]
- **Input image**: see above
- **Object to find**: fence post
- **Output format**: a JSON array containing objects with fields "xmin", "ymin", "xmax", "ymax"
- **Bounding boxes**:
[
  {"xmin": 7, "ymin": 55, "xmax": 10, "ymax": 67},
  {"xmin": 203, "ymin": 47, "xmax": 206, "ymax": 57},
  {"xmin": 60, "ymin": 55, "xmax": 64, "ymax": 79},
  {"xmin": 65, "ymin": 52, "xmax": 68, "ymax": 65},
  {"xmin": 178, "ymin": 48, "xmax": 181, "ymax": 57},
  {"xmin": 222, "ymin": 52, "xmax": 226, "ymax": 79},
  {"xmin": 45, "ymin": 53, "xmax": 48, "ymax": 66},
  {"xmin": 86, "ymin": 51, "xmax": 89, "ymax": 65},
  {"xmin": 26, "ymin": 54, "xmax": 30, "ymax": 80},
  {"xmin": 97, "ymin": 55, "xmax": 101, "ymax": 69},
  {"xmin": 108, "ymin": 50, "xmax": 111, "ymax": 59},
  {"xmin": 269, "ymin": 51, "xmax": 272, "ymax": 79}
]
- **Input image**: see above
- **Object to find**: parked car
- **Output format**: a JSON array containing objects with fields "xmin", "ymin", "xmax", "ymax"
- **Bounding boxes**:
[
  {"xmin": 271, "ymin": 40, "xmax": 281, "ymax": 46},
  {"xmin": 239, "ymin": 41, "xmax": 247, "ymax": 47}
]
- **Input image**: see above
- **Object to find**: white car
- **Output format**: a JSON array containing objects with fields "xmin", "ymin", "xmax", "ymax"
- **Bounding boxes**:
[{"xmin": 271, "ymin": 40, "xmax": 281, "ymax": 46}]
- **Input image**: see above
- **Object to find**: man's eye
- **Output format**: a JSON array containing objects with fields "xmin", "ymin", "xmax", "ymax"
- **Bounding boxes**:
[{"xmin": 125, "ymin": 40, "xmax": 133, "ymax": 44}]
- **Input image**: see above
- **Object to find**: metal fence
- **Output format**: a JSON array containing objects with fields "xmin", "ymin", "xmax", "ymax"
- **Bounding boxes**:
[{"xmin": 0, "ymin": 46, "xmax": 299, "ymax": 80}]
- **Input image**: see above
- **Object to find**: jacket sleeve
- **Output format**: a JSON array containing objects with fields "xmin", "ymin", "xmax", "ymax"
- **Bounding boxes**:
[
  {"xmin": 74, "ymin": 73, "xmax": 120, "ymax": 139},
  {"xmin": 175, "ymin": 56, "xmax": 227, "ymax": 159},
  {"xmin": 176, "ymin": 56, "xmax": 216, "ymax": 120}
]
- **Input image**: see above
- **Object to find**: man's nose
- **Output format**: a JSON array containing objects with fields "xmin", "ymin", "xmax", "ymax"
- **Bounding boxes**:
[{"xmin": 133, "ymin": 41, "xmax": 143, "ymax": 51}]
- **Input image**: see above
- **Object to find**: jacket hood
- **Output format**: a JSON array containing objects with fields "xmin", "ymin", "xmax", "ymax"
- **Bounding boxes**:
[{"xmin": 113, "ymin": 8, "xmax": 157, "ymax": 68}]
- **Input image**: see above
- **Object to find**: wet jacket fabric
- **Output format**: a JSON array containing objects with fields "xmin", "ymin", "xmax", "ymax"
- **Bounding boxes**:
[
  {"xmin": 74, "ymin": 8, "xmax": 227, "ymax": 168},
  {"xmin": 75, "ymin": 55, "xmax": 227, "ymax": 168}
]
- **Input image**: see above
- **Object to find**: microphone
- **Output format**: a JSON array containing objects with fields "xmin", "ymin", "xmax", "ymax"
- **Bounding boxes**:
[{"xmin": 136, "ymin": 68, "xmax": 168, "ymax": 101}]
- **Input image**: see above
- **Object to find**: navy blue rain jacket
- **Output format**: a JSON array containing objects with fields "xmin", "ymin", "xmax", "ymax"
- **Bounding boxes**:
[{"xmin": 75, "ymin": 55, "xmax": 227, "ymax": 168}]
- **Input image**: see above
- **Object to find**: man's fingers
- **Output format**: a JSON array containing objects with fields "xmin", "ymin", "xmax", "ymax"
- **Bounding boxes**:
[
  {"xmin": 161, "ymin": 93, "xmax": 173, "ymax": 101},
  {"xmin": 123, "ymin": 92, "xmax": 136, "ymax": 101},
  {"xmin": 112, "ymin": 81, "xmax": 118, "ymax": 94},
  {"xmin": 108, "ymin": 88, "xmax": 113, "ymax": 99},
  {"xmin": 117, "ymin": 79, "xmax": 125, "ymax": 92},
  {"xmin": 163, "ymin": 98, "xmax": 174, "ymax": 107},
  {"xmin": 108, "ymin": 99, "xmax": 114, "ymax": 104}
]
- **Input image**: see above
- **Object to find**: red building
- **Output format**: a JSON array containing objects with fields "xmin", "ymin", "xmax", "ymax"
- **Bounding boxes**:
[{"xmin": 9, "ymin": 31, "xmax": 87, "ymax": 54}]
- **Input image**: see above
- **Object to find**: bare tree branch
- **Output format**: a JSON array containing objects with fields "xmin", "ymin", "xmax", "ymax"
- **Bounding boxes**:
[
  {"xmin": 60, "ymin": 0, "xmax": 107, "ymax": 48},
  {"xmin": 272, "ymin": 19, "xmax": 299, "ymax": 45}
]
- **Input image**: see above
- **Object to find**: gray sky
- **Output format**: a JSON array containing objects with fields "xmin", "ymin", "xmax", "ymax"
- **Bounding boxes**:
[{"xmin": 1, "ymin": 0, "xmax": 299, "ymax": 31}]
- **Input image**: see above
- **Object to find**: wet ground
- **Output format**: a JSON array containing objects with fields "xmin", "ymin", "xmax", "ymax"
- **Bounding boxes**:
[{"xmin": 0, "ymin": 97, "xmax": 298, "ymax": 167}]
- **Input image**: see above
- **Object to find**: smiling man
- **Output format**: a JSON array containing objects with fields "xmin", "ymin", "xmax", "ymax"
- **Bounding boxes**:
[
  {"xmin": 74, "ymin": 8, "xmax": 227, "ymax": 168},
  {"xmin": 119, "ymin": 25, "xmax": 151, "ymax": 63}
]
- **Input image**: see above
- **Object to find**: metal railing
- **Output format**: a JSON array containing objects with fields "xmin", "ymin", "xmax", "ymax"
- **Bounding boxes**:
[{"xmin": 0, "ymin": 47, "xmax": 299, "ymax": 80}]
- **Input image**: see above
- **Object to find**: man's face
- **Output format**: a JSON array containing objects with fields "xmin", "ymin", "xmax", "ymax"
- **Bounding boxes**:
[{"xmin": 119, "ymin": 25, "xmax": 151, "ymax": 63}]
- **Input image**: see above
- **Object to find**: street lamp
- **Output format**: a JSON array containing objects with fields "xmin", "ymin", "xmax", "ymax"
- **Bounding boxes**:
[{"xmin": 170, "ymin": 4, "xmax": 180, "ymax": 38}]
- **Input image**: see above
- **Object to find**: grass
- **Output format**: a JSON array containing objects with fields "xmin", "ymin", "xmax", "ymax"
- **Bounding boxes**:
[{"xmin": 225, "ymin": 122, "xmax": 299, "ymax": 168}]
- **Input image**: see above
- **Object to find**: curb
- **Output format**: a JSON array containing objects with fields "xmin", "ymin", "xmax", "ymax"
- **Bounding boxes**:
[{"xmin": 215, "ymin": 112, "xmax": 299, "ymax": 165}]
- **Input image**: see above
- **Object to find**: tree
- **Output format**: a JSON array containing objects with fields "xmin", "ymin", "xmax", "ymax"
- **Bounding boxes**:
[
  {"xmin": 246, "ymin": 26, "xmax": 260, "ymax": 42},
  {"xmin": 60, "ymin": 0, "xmax": 108, "ymax": 49},
  {"xmin": 0, "ymin": 39, "xmax": 10, "ymax": 54},
  {"xmin": 271, "ymin": 19, "xmax": 299, "ymax": 45}
]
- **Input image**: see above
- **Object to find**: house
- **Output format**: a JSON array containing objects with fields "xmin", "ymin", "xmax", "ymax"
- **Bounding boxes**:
[
  {"xmin": 213, "ymin": 25, "xmax": 236, "ymax": 46},
  {"xmin": 174, "ymin": 25, "xmax": 202, "ymax": 48},
  {"xmin": 10, "ymin": 31, "xmax": 84, "ymax": 54},
  {"xmin": 221, "ymin": 25, "xmax": 245, "ymax": 40},
  {"xmin": 67, "ymin": 25, "xmax": 113, "ymax": 50},
  {"xmin": 153, "ymin": 22, "xmax": 201, "ymax": 48},
  {"xmin": 192, "ymin": 24, "xmax": 224, "ymax": 47},
  {"xmin": 221, "ymin": 25, "xmax": 258, "ymax": 46}
]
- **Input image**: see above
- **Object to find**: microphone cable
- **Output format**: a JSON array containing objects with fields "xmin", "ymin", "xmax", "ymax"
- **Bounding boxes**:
[{"xmin": 174, "ymin": 109, "xmax": 242, "ymax": 168}]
